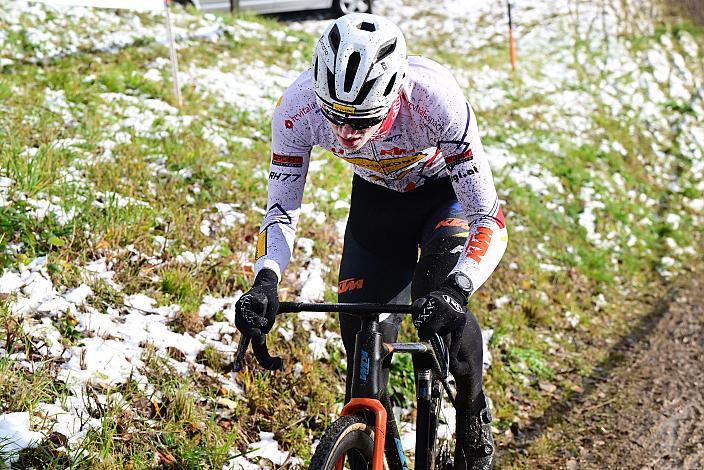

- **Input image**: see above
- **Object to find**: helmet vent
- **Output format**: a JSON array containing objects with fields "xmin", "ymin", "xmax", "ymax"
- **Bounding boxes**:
[
  {"xmin": 344, "ymin": 51, "xmax": 361, "ymax": 93},
  {"xmin": 313, "ymin": 56, "xmax": 318, "ymax": 81},
  {"xmin": 383, "ymin": 73, "xmax": 397, "ymax": 96},
  {"xmin": 327, "ymin": 68, "xmax": 338, "ymax": 100},
  {"xmin": 352, "ymin": 78, "xmax": 376, "ymax": 105},
  {"xmin": 376, "ymin": 39, "xmax": 397, "ymax": 62},
  {"xmin": 357, "ymin": 21, "xmax": 376, "ymax": 32},
  {"xmin": 329, "ymin": 25, "xmax": 341, "ymax": 54}
]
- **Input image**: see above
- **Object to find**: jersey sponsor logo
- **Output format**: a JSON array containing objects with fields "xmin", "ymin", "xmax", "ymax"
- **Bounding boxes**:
[
  {"xmin": 435, "ymin": 218, "xmax": 470, "ymax": 230},
  {"xmin": 269, "ymin": 171, "xmax": 302, "ymax": 182},
  {"xmin": 383, "ymin": 133, "xmax": 403, "ymax": 143},
  {"xmin": 380, "ymin": 147, "xmax": 414, "ymax": 156},
  {"xmin": 285, "ymin": 101, "xmax": 316, "ymax": 129},
  {"xmin": 408, "ymin": 101, "xmax": 443, "ymax": 132},
  {"xmin": 272, "ymin": 153, "xmax": 304, "ymax": 168},
  {"xmin": 338, "ymin": 277, "xmax": 364, "ymax": 293},
  {"xmin": 450, "ymin": 165, "xmax": 479, "ymax": 182},
  {"xmin": 255, "ymin": 229, "xmax": 267, "ymax": 260},
  {"xmin": 332, "ymin": 102, "xmax": 356, "ymax": 114},
  {"xmin": 465, "ymin": 227, "xmax": 494, "ymax": 263},
  {"xmin": 341, "ymin": 152, "xmax": 426, "ymax": 175},
  {"xmin": 445, "ymin": 148, "xmax": 474, "ymax": 168}
]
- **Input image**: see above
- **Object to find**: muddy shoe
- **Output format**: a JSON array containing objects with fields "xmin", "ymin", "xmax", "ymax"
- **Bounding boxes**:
[{"xmin": 454, "ymin": 397, "xmax": 495, "ymax": 470}]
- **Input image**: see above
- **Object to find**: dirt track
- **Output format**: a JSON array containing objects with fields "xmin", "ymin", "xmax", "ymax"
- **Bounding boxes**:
[{"xmin": 504, "ymin": 265, "xmax": 704, "ymax": 468}]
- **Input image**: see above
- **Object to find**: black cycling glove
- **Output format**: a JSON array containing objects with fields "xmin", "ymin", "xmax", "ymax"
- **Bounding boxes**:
[
  {"xmin": 412, "ymin": 276, "xmax": 469, "ymax": 341},
  {"xmin": 235, "ymin": 268, "xmax": 280, "ymax": 338}
]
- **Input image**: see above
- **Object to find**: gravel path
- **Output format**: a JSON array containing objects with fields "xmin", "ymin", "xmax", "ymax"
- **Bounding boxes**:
[{"xmin": 506, "ymin": 265, "xmax": 704, "ymax": 469}]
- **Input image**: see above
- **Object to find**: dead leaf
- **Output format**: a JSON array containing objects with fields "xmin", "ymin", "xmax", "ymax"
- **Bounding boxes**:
[
  {"xmin": 132, "ymin": 397, "xmax": 154, "ymax": 418},
  {"xmin": 218, "ymin": 418, "xmax": 234, "ymax": 431},
  {"xmin": 154, "ymin": 450, "xmax": 176, "ymax": 465}
]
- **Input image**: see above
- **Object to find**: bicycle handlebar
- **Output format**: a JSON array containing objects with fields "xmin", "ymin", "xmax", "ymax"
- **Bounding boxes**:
[
  {"xmin": 279, "ymin": 301, "xmax": 413, "ymax": 314},
  {"xmin": 234, "ymin": 302, "xmax": 446, "ymax": 375}
]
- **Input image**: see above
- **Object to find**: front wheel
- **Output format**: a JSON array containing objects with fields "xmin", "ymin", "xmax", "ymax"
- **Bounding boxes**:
[
  {"xmin": 332, "ymin": 0, "xmax": 372, "ymax": 16},
  {"xmin": 309, "ymin": 415, "xmax": 377, "ymax": 470}
]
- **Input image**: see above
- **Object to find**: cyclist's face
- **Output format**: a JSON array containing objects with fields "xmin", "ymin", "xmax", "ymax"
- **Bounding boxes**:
[{"xmin": 328, "ymin": 122, "xmax": 382, "ymax": 150}]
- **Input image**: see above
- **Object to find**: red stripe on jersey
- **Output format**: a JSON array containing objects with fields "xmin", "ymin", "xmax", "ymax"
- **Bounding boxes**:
[
  {"xmin": 495, "ymin": 206, "xmax": 506, "ymax": 229},
  {"xmin": 372, "ymin": 95, "xmax": 402, "ymax": 141}
]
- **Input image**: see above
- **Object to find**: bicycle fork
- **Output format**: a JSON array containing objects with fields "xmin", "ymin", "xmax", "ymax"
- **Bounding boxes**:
[
  {"xmin": 415, "ymin": 368, "xmax": 443, "ymax": 469},
  {"xmin": 341, "ymin": 317, "xmax": 409, "ymax": 470}
]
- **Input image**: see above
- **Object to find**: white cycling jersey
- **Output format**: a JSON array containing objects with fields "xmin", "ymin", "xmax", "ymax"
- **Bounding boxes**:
[{"xmin": 253, "ymin": 56, "xmax": 508, "ymax": 294}]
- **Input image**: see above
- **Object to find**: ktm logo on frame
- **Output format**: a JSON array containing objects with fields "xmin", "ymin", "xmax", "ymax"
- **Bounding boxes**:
[
  {"xmin": 465, "ymin": 227, "xmax": 493, "ymax": 263},
  {"xmin": 338, "ymin": 278, "xmax": 364, "ymax": 293}
]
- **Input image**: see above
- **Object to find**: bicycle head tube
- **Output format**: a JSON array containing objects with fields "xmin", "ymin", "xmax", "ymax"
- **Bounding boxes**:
[{"xmin": 350, "ymin": 316, "xmax": 389, "ymax": 399}]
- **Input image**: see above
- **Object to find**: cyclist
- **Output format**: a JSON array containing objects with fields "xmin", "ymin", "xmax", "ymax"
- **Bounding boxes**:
[{"xmin": 235, "ymin": 13, "xmax": 507, "ymax": 469}]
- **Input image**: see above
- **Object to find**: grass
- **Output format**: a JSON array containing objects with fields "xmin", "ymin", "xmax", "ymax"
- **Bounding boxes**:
[{"xmin": 0, "ymin": 1, "xmax": 702, "ymax": 468}]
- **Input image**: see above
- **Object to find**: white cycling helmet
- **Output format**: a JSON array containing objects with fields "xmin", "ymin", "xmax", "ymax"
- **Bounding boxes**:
[{"xmin": 312, "ymin": 13, "xmax": 408, "ymax": 126}]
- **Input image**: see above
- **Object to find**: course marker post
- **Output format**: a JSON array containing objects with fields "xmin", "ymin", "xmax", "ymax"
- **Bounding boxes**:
[
  {"xmin": 164, "ymin": 0, "xmax": 183, "ymax": 108},
  {"xmin": 508, "ymin": 1, "xmax": 517, "ymax": 70}
]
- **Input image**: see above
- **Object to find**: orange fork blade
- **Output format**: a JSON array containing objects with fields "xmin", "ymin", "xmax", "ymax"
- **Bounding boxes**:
[
  {"xmin": 340, "ymin": 398, "xmax": 388, "ymax": 470},
  {"xmin": 334, "ymin": 456, "xmax": 345, "ymax": 470}
]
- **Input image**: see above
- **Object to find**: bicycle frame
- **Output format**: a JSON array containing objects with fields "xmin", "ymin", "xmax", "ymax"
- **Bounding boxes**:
[{"xmin": 343, "ymin": 309, "xmax": 448, "ymax": 470}]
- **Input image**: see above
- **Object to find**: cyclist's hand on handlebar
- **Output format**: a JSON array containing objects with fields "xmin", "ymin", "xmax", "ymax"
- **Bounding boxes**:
[
  {"xmin": 235, "ymin": 268, "xmax": 279, "ymax": 338},
  {"xmin": 412, "ymin": 276, "xmax": 470, "ymax": 341}
]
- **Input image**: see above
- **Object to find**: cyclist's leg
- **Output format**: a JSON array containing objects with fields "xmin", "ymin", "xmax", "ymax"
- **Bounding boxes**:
[
  {"xmin": 412, "ymin": 199, "xmax": 485, "ymax": 413},
  {"xmin": 413, "ymin": 199, "xmax": 494, "ymax": 468}
]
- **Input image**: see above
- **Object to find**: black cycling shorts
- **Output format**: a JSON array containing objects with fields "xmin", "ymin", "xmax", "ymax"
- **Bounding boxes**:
[{"xmin": 337, "ymin": 174, "xmax": 485, "ymax": 410}]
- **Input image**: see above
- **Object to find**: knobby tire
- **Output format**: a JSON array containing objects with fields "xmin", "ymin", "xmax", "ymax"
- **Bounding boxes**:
[{"xmin": 309, "ymin": 415, "xmax": 379, "ymax": 470}]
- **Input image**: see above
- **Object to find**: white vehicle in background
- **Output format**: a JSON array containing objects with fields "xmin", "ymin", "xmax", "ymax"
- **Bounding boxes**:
[{"xmin": 187, "ymin": 0, "xmax": 372, "ymax": 16}]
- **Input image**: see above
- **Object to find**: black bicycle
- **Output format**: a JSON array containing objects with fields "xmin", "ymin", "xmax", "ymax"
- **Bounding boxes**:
[{"xmin": 235, "ymin": 301, "xmax": 456, "ymax": 470}]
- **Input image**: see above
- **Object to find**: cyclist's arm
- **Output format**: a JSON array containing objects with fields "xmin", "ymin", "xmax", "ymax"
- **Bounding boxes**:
[
  {"xmin": 438, "ymin": 100, "xmax": 508, "ymax": 294},
  {"xmin": 253, "ymin": 96, "xmax": 313, "ymax": 282}
]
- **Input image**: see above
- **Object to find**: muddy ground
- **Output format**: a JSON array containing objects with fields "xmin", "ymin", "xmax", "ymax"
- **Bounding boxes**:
[{"xmin": 502, "ymin": 263, "xmax": 704, "ymax": 469}]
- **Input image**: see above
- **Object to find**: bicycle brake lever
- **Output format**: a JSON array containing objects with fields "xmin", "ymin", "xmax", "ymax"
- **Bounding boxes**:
[
  {"xmin": 252, "ymin": 334, "xmax": 283, "ymax": 371},
  {"xmin": 233, "ymin": 335, "xmax": 250, "ymax": 372},
  {"xmin": 430, "ymin": 333, "xmax": 449, "ymax": 379}
]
